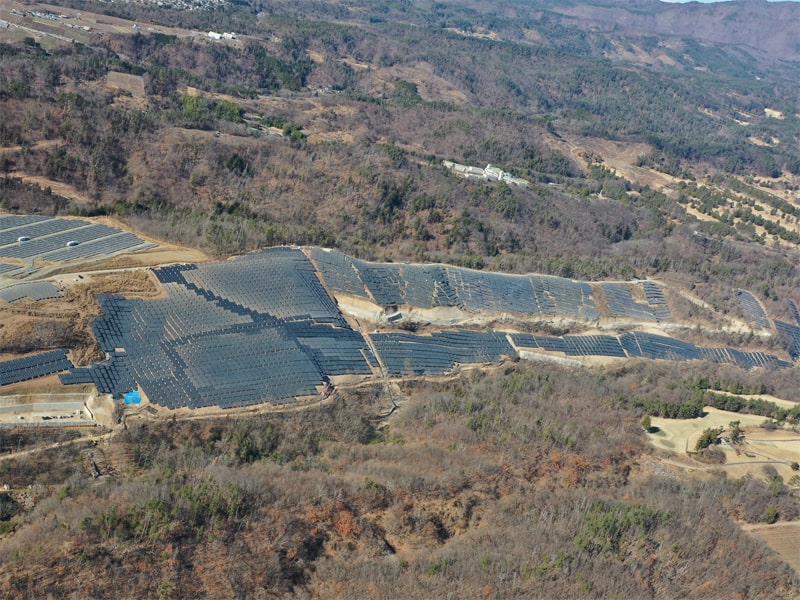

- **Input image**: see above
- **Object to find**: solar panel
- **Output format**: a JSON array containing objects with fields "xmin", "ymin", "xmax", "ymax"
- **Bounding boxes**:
[
  {"xmin": 0, "ymin": 282, "xmax": 62, "ymax": 302},
  {"xmin": 0, "ymin": 217, "xmax": 85, "ymax": 248},
  {"xmin": 62, "ymin": 248, "xmax": 372, "ymax": 408},
  {"xmin": 602, "ymin": 283, "xmax": 668, "ymax": 321},
  {"xmin": 0, "ymin": 216, "xmax": 154, "ymax": 263},
  {"xmin": 789, "ymin": 300, "xmax": 800, "ymax": 326},
  {"xmin": 310, "ymin": 248, "xmax": 370, "ymax": 298},
  {"xmin": 58, "ymin": 247, "xmax": 793, "ymax": 407},
  {"xmin": 775, "ymin": 321, "xmax": 800, "ymax": 360},
  {"xmin": 736, "ymin": 290, "xmax": 770, "ymax": 330},
  {"xmin": 371, "ymin": 329, "xmax": 514, "ymax": 375},
  {"xmin": 1, "ymin": 349, "xmax": 72, "ymax": 386}
]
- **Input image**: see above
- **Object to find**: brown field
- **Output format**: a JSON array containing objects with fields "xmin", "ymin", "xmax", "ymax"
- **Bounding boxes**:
[
  {"xmin": 742, "ymin": 521, "xmax": 800, "ymax": 574},
  {"xmin": 105, "ymin": 71, "xmax": 146, "ymax": 98}
]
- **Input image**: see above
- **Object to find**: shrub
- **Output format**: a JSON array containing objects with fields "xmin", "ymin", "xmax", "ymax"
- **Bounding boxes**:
[{"xmin": 695, "ymin": 427, "xmax": 723, "ymax": 451}]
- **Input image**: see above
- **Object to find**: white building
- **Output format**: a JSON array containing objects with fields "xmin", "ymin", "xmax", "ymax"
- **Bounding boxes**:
[{"xmin": 443, "ymin": 160, "xmax": 529, "ymax": 187}]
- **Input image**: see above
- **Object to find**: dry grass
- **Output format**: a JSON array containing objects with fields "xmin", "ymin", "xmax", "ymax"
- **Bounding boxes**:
[
  {"xmin": 105, "ymin": 72, "xmax": 145, "ymax": 98},
  {"xmin": 742, "ymin": 521, "xmax": 800, "ymax": 574},
  {"xmin": 647, "ymin": 406, "xmax": 800, "ymax": 481}
]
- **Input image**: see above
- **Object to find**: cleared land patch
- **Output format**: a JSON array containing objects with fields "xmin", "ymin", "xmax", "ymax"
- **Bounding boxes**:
[
  {"xmin": 647, "ymin": 406, "xmax": 800, "ymax": 481},
  {"xmin": 741, "ymin": 521, "xmax": 800, "ymax": 574}
]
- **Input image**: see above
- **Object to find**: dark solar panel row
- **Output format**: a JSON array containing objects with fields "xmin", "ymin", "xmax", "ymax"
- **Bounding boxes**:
[
  {"xmin": 141, "ymin": 284, "xmax": 254, "ymax": 340},
  {"xmin": 0, "ymin": 349, "xmax": 72, "ymax": 386},
  {"xmin": 699, "ymin": 347, "xmax": 790, "ymax": 369},
  {"xmin": 310, "ymin": 248, "xmax": 370, "ymax": 298},
  {"xmin": 371, "ymin": 329, "xmax": 514, "ymax": 375},
  {"xmin": 775, "ymin": 321, "xmax": 800, "ymax": 360},
  {"xmin": 620, "ymin": 332, "xmax": 702, "ymax": 361},
  {"xmin": 0, "ymin": 215, "xmax": 48, "ymax": 231},
  {"xmin": 1, "ymin": 266, "xmax": 38, "ymax": 277},
  {"xmin": 725, "ymin": 349, "xmax": 791, "ymax": 370},
  {"xmin": 0, "ymin": 217, "xmax": 85, "ymax": 248},
  {"xmin": 562, "ymin": 335, "xmax": 626, "ymax": 357},
  {"xmin": 154, "ymin": 263, "xmax": 197, "ymax": 284},
  {"xmin": 602, "ymin": 283, "xmax": 664, "ymax": 321},
  {"xmin": 0, "ymin": 223, "xmax": 120, "ymax": 259},
  {"xmin": 180, "ymin": 248, "xmax": 346, "ymax": 326},
  {"xmin": 0, "ymin": 263, "xmax": 20, "ymax": 274},
  {"xmin": 513, "ymin": 331, "xmax": 787, "ymax": 370},
  {"xmin": 403, "ymin": 265, "xmax": 449, "ymax": 308},
  {"xmin": 531, "ymin": 276, "xmax": 600, "ymax": 320},
  {"xmin": 641, "ymin": 281, "xmax": 672, "ymax": 320},
  {"xmin": 166, "ymin": 324, "xmax": 325, "ymax": 409},
  {"xmin": 72, "ymin": 359, "xmax": 137, "ymax": 396},
  {"xmin": 699, "ymin": 347, "xmax": 731, "ymax": 364},
  {"xmin": 533, "ymin": 336, "xmax": 567, "ymax": 352},
  {"xmin": 447, "ymin": 268, "xmax": 540, "ymax": 314},
  {"xmin": 788, "ymin": 300, "xmax": 800, "ymax": 327},
  {"xmin": 0, "ymin": 282, "xmax": 62, "ymax": 302},
  {"xmin": 354, "ymin": 262, "xmax": 407, "ymax": 306},
  {"xmin": 290, "ymin": 321, "xmax": 376, "ymax": 375},
  {"xmin": 736, "ymin": 290, "xmax": 771, "ymax": 330},
  {"xmin": 42, "ymin": 233, "xmax": 155, "ymax": 262},
  {"xmin": 91, "ymin": 296, "xmax": 134, "ymax": 351}
]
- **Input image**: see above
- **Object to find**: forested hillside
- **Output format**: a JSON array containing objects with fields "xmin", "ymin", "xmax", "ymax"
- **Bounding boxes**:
[
  {"xmin": 2, "ymin": 363, "xmax": 800, "ymax": 598},
  {"xmin": 1, "ymin": 0, "xmax": 799, "ymax": 597}
]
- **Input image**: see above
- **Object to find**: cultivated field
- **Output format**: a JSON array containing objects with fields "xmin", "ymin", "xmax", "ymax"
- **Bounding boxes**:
[{"xmin": 742, "ymin": 521, "xmax": 800, "ymax": 574}]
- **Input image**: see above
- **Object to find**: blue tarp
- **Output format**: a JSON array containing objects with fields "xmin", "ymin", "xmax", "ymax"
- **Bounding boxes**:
[{"xmin": 123, "ymin": 391, "xmax": 141, "ymax": 404}]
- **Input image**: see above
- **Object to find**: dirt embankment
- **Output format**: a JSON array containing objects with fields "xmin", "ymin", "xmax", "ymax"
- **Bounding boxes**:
[{"xmin": 0, "ymin": 270, "xmax": 163, "ymax": 365}]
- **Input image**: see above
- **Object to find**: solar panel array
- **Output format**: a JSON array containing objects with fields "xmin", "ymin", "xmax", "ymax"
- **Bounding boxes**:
[
  {"xmin": 510, "ymin": 331, "xmax": 789, "ymax": 369},
  {"xmin": 59, "ymin": 248, "xmax": 377, "ymax": 409},
  {"xmin": 350, "ymin": 262, "xmax": 407, "ymax": 306},
  {"xmin": 448, "ymin": 268, "xmax": 540, "ymax": 314},
  {"xmin": 313, "ymin": 252, "xmax": 603, "ymax": 320},
  {"xmin": 775, "ymin": 321, "xmax": 800, "ymax": 360},
  {"xmin": 620, "ymin": 331, "xmax": 701, "ymax": 361},
  {"xmin": 0, "ymin": 349, "xmax": 73, "ymax": 386},
  {"xmin": 512, "ymin": 333, "xmax": 627, "ymax": 358},
  {"xmin": 531, "ymin": 275, "xmax": 600, "ymax": 320},
  {"xmin": 601, "ymin": 283, "xmax": 670, "ymax": 322},
  {"xmin": 0, "ymin": 216, "xmax": 79, "ymax": 247},
  {"xmin": 309, "ymin": 248, "xmax": 370, "ymax": 298},
  {"xmin": 371, "ymin": 329, "xmax": 514, "ymax": 375},
  {"xmin": 39, "ymin": 247, "xmax": 794, "ymax": 406},
  {"xmin": 0, "ymin": 282, "xmax": 62, "ymax": 302},
  {"xmin": 0, "ymin": 216, "xmax": 154, "ymax": 263},
  {"xmin": 736, "ymin": 290, "xmax": 771, "ymax": 330},
  {"xmin": 699, "ymin": 347, "xmax": 791, "ymax": 370},
  {"xmin": 181, "ymin": 248, "xmax": 346, "ymax": 325},
  {"xmin": 0, "ymin": 215, "xmax": 47, "ymax": 230},
  {"xmin": 641, "ymin": 281, "xmax": 673, "ymax": 320},
  {"xmin": 788, "ymin": 300, "xmax": 800, "ymax": 326},
  {"xmin": 42, "ymin": 233, "xmax": 154, "ymax": 262},
  {"xmin": 0, "ymin": 263, "xmax": 21, "ymax": 274}
]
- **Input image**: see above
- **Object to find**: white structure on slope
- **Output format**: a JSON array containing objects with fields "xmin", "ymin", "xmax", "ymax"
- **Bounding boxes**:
[{"xmin": 443, "ymin": 160, "xmax": 529, "ymax": 187}]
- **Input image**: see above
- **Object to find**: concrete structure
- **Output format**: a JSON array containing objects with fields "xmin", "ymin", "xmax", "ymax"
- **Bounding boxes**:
[{"xmin": 443, "ymin": 160, "xmax": 529, "ymax": 187}]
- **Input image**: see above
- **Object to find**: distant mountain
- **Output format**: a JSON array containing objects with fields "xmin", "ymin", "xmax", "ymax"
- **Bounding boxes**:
[{"xmin": 535, "ymin": 0, "xmax": 800, "ymax": 61}]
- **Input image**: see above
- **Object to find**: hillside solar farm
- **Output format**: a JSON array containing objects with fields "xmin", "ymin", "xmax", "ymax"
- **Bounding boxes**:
[
  {"xmin": 1, "ymin": 0, "xmax": 800, "ymax": 592},
  {"xmin": 2, "ymin": 225, "xmax": 798, "ymax": 411},
  {"xmin": 0, "ymin": 215, "xmax": 155, "ymax": 277}
]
